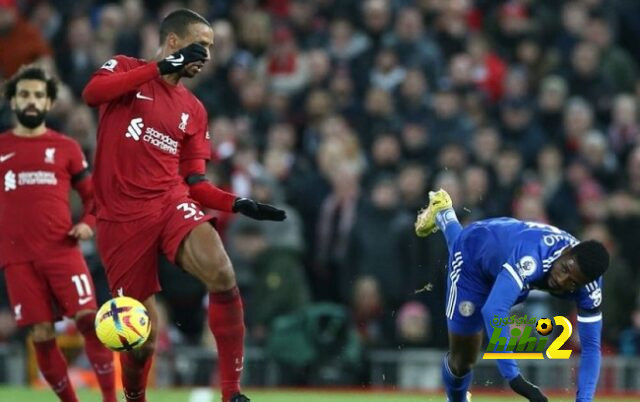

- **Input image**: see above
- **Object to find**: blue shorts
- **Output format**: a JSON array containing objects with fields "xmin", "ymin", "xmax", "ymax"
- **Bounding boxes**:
[{"xmin": 445, "ymin": 230, "xmax": 491, "ymax": 335}]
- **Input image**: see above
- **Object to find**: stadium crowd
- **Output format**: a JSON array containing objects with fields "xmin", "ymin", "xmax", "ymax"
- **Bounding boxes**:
[{"xmin": 2, "ymin": 0, "xmax": 640, "ymax": 378}]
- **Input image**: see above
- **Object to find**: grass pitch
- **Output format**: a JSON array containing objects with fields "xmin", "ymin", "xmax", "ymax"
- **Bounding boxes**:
[{"xmin": 1, "ymin": 387, "xmax": 639, "ymax": 401}]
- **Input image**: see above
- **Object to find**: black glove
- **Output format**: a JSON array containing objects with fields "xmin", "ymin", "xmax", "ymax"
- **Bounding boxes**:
[
  {"xmin": 232, "ymin": 198, "xmax": 287, "ymax": 221},
  {"xmin": 509, "ymin": 375, "xmax": 548, "ymax": 402},
  {"xmin": 157, "ymin": 43, "xmax": 208, "ymax": 75}
]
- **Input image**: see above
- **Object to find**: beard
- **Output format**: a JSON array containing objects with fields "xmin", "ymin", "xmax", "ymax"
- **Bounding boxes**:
[{"xmin": 15, "ymin": 107, "xmax": 47, "ymax": 129}]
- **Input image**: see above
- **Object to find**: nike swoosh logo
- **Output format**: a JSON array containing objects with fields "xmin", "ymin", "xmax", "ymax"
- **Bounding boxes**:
[
  {"xmin": 136, "ymin": 91, "xmax": 153, "ymax": 101},
  {"xmin": 166, "ymin": 54, "xmax": 184, "ymax": 65},
  {"xmin": 0, "ymin": 152, "xmax": 15, "ymax": 162},
  {"xmin": 78, "ymin": 297, "xmax": 93, "ymax": 305}
]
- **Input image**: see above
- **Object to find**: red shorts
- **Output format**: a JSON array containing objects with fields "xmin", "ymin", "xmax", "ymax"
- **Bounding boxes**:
[
  {"xmin": 4, "ymin": 248, "xmax": 98, "ymax": 327},
  {"xmin": 96, "ymin": 196, "xmax": 213, "ymax": 302}
]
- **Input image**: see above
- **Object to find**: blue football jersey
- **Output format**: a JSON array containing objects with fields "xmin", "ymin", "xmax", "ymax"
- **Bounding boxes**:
[{"xmin": 459, "ymin": 217, "xmax": 602, "ymax": 308}]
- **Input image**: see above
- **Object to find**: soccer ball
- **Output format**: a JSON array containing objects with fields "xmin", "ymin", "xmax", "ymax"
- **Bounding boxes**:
[
  {"xmin": 94, "ymin": 296, "xmax": 151, "ymax": 351},
  {"xmin": 535, "ymin": 318, "xmax": 553, "ymax": 336}
]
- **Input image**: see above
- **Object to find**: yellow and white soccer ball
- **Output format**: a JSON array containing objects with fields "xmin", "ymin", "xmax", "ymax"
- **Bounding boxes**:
[
  {"xmin": 535, "ymin": 318, "xmax": 553, "ymax": 336},
  {"xmin": 94, "ymin": 296, "xmax": 151, "ymax": 351}
]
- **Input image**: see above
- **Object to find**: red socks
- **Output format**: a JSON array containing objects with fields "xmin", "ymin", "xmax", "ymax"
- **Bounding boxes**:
[
  {"xmin": 76, "ymin": 313, "xmax": 117, "ymax": 402},
  {"xmin": 119, "ymin": 350, "xmax": 153, "ymax": 402},
  {"xmin": 33, "ymin": 339, "xmax": 79, "ymax": 402},
  {"xmin": 209, "ymin": 286, "xmax": 245, "ymax": 402}
]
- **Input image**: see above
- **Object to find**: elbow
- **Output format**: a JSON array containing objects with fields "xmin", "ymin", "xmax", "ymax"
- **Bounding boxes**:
[{"xmin": 81, "ymin": 84, "xmax": 100, "ymax": 106}]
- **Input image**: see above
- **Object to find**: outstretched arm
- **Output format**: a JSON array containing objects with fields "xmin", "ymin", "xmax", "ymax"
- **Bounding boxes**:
[
  {"xmin": 576, "ymin": 309, "xmax": 602, "ymax": 402},
  {"xmin": 180, "ymin": 159, "xmax": 286, "ymax": 221}
]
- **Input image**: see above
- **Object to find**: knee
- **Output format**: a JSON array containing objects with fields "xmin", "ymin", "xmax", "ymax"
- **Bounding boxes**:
[
  {"xmin": 448, "ymin": 351, "xmax": 476, "ymax": 376},
  {"xmin": 200, "ymin": 253, "xmax": 236, "ymax": 292},
  {"xmin": 31, "ymin": 322, "xmax": 55, "ymax": 342}
]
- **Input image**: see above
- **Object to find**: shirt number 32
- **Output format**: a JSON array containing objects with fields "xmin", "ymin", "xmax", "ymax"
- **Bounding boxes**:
[{"xmin": 177, "ymin": 202, "xmax": 205, "ymax": 221}]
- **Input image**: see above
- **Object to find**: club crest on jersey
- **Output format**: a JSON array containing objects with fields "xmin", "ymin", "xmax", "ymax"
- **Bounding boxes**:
[
  {"xmin": 179, "ymin": 113, "xmax": 189, "ymax": 132},
  {"xmin": 458, "ymin": 301, "xmax": 475, "ymax": 317},
  {"xmin": 44, "ymin": 147, "xmax": 56, "ymax": 164},
  {"xmin": 518, "ymin": 256, "xmax": 537, "ymax": 277}
]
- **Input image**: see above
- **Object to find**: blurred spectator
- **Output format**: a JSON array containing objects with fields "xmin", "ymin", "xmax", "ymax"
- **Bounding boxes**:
[
  {"xmin": 350, "ymin": 275, "xmax": 394, "ymax": 347},
  {"xmin": 565, "ymin": 41, "xmax": 613, "ymax": 119},
  {"xmin": 582, "ymin": 224, "xmax": 637, "ymax": 348},
  {"xmin": 585, "ymin": 14, "xmax": 638, "ymax": 94},
  {"xmin": 429, "ymin": 83, "xmax": 473, "ymax": 153},
  {"xmin": 466, "ymin": 34, "xmax": 507, "ymax": 103},
  {"xmin": 383, "ymin": 6, "xmax": 442, "ymax": 86},
  {"xmin": 537, "ymin": 75, "xmax": 569, "ymax": 142},
  {"xmin": 231, "ymin": 221, "xmax": 310, "ymax": 344},
  {"xmin": 619, "ymin": 296, "xmax": 640, "ymax": 356},
  {"xmin": 395, "ymin": 301, "xmax": 432, "ymax": 347},
  {"xmin": 0, "ymin": 0, "xmax": 52, "ymax": 79},
  {"xmin": 257, "ymin": 25, "xmax": 309, "ymax": 96},
  {"xmin": 348, "ymin": 176, "xmax": 407, "ymax": 306},
  {"xmin": 608, "ymin": 94, "xmax": 640, "ymax": 160},
  {"xmin": 536, "ymin": 145, "xmax": 580, "ymax": 233},
  {"xmin": 499, "ymin": 96, "xmax": 546, "ymax": 167}
]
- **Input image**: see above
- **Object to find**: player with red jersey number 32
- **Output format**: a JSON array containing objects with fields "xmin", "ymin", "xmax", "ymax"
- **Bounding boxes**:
[
  {"xmin": 82, "ymin": 9, "xmax": 286, "ymax": 402},
  {"xmin": 0, "ymin": 65, "xmax": 116, "ymax": 402}
]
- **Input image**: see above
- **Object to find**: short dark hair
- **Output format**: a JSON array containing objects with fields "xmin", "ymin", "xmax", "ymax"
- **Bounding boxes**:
[
  {"xmin": 4, "ymin": 64, "xmax": 58, "ymax": 101},
  {"xmin": 159, "ymin": 9, "xmax": 210, "ymax": 44},
  {"xmin": 572, "ymin": 240, "xmax": 610, "ymax": 282}
]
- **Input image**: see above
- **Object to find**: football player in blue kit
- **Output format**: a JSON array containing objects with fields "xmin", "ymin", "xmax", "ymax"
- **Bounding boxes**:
[{"xmin": 415, "ymin": 189, "xmax": 609, "ymax": 402}]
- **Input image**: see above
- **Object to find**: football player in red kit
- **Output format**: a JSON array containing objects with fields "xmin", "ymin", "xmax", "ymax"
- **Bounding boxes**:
[
  {"xmin": 0, "ymin": 65, "xmax": 116, "ymax": 402},
  {"xmin": 82, "ymin": 9, "xmax": 285, "ymax": 402}
]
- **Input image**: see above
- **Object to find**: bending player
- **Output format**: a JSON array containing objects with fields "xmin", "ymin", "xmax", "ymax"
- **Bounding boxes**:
[
  {"xmin": 415, "ymin": 189, "xmax": 609, "ymax": 402},
  {"xmin": 82, "ymin": 9, "xmax": 285, "ymax": 402},
  {"xmin": 1, "ymin": 65, "xmax": 115, "ymax": 402}
]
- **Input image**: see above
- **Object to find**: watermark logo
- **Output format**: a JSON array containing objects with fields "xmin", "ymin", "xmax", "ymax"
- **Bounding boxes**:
[{"xmin": 482, "ymin": 315, "xmax": 572, "ymax": 360}]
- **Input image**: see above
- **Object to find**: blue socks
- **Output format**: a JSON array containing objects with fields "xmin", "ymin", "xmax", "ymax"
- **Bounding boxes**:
[
  {"xmin": 442, "ymin": 353, "xmax": 472, "ymax": 402},
  {"xmin": 436, "ymin": 208, "xmax": 462, "ymax": 253}
]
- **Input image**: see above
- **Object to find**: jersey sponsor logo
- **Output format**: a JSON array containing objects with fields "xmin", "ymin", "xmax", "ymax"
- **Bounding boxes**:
[
  {"xmin": 0, "ymin": 152, "xmax": 15, "ymax": 162},
  {"xmin": 458, "ymin": 301, "xmax": 475, "ymax": 317},
  {"xmin": 135, "ymin": 91, "xmax": 153, "ymax": 101},
  {"xmin": 518, "ymin": 256, "xmax": 537, "ymax": 277},
  {"xmin": 125, "ymin": 117, "xmax": 144, "ymax": 141},
  {"xmin": 101, "ymin": 59, "xmax": 118, "ymax": 72},
  {"xmin": 179, "ymin": 112, "xmax": 189, "ymax": 132},
  {"xmin": 124, "ymin": 117, "xmax": 179, "ymax": 154},
  {"xmin": 5, "ymin": 170, "xmax": 57, "ymax": 191},
  {"xmin": 44, "ymin": 147, "xmax": 56, "ymax": 164},
  {"xmin": 4, "ymin": 170, "xmax": 16, "ymax": 191}
]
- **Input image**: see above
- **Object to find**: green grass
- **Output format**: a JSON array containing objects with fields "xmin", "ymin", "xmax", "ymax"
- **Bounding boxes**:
[{"xmin": 0, "ymin": 387, "xmax": 638, "ymax": 401}]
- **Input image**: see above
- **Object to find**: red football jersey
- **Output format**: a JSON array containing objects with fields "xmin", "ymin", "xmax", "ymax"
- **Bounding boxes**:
[
  {"xmin": 89, "ymin": 55, "xmax": 211, "ymax": 221},
  {"xmin": 0, "ymin": 130, "xmax": 89, "ymax": 265}
]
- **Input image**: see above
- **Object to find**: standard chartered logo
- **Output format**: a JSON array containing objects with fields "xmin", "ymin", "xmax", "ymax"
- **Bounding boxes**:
[
  {"xmin": 125, "ymin": 117, "xmax": 144, "ymax": 141},
  {"xmin": 124, "ymin": 117, "xmax": 178, "ymax": 154},
  {"xmin": 4, "ymin": 170, "xmax": 56, "ymax": 191},
  {"xmin": 4, "ymin": 170, "xmax": 16, "ymax": 191}
]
